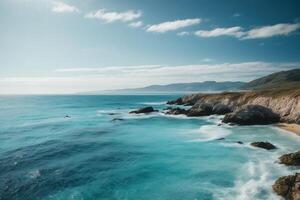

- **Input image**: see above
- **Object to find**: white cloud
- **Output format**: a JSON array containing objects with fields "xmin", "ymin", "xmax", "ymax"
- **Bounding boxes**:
[
  {"xmin": 129, "ymin": 21, "xmax": 143, "ymax": 28},
  {"xmin": 195, "ymin": 26, "xmax": 244, "ymax": 38},
  {"xmin": 146, "ymin": 18, "xmax": 201, "ymax": 33},
  {"xmin": 242, "ymin": 23, "xmax": 300, "ymax": 39},
  {"xmin": 52, "ymin": 1, "xmax": 80, "ymax": 13},
  {"xmin": 85, "ymin": 9, "xmax": 142, "ymax": 23},
  {"xmin": 194, "ymin": 23, "xmax": 300, "ymax": 40},
  {"xmin": 177, "ymin": 31, "xmax": 190, "ymax": 36}
]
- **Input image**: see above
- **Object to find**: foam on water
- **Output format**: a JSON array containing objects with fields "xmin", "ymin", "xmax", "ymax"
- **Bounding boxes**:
[
  {"xmin": 188, "ymin": 124, "xmax": 232, "ymax": 142},
  {"xmin": 139, "ymin": 101, "xmax": 167, "ymax": 105}
]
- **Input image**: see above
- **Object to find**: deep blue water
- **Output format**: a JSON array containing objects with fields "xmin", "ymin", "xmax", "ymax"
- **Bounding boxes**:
[{"xmin": 0, "ymin": 95, "xmax": 299, "ymax": 200}]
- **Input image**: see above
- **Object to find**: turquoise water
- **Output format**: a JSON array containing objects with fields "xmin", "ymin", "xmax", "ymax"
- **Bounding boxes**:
[{"xmin": 0, "ymin": 95, "xmax": 299, "ymax": 200}]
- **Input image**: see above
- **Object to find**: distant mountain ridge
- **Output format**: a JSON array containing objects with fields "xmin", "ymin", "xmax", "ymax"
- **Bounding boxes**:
[
  {"xmin": 83, "ymin": 81, "xmax": 245, "ymax": 94},
  {"xmin": 242, "ymin": 69, "xmax": 300, "ymax": 90}
]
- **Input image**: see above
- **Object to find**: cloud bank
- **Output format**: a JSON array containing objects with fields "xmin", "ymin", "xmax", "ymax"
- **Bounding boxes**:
[{"xmin": 2, "ymin": 61, "xmax": 298, "ymax": 94}]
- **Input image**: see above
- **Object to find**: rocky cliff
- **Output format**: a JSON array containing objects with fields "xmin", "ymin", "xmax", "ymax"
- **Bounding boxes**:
[{"xmin": 168, "ymin": 89, "xmax": 300, "ymax": 124}]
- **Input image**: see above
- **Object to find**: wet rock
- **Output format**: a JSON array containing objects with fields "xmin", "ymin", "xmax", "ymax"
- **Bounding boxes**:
[
  {"xmin": 236, "ymin": 141, "xmax": 243, "ymax": 144},
  {"xmin": 167, "ymin": 98, "xmax": 183, "ymax": 105},
  {"xmin": 129, "ymin": 106, "xmax": 157, "ymax": 114},
  {"xmin": 222, "ymin": 105, "xmax": 280, "ymax": 125},
  {"xmin": 216, "ymin": 137, "xmax": 225, "ymax": 141},
  {"xmin": 250, "ymin": 141, "xmax": 277, "ymax": 150},
  {"xmin": 65, "ymin": 115, "xmax": 71, "ymax": 118},
  {"xmin": 279, "ymin": 150, "xmax": 300, "ymax": 166},
  {"xmin": 212, "ymin": 104, "xmax": 233, "ymax": 115},
  {"xmin": 186, "ymin": 103, "xmax": 213, "ymax": 117},
  {"xmin": 273, "ymin": 173, "xmax": 300, "ymax": 200},
  {"xmin": 164, "ymin": 107, "xmax": 187, "ymax": 115}
]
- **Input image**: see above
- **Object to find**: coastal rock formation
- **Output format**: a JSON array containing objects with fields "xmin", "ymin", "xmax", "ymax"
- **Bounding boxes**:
[
  {"xmin": 222, "ymin": 105, "xmax": 280, "ymax": 125},
  {"xmin": 279, "ymin": 150, "xmax": 300, "ymax": 166},
  {"xmin": 169, "ymin": 89, "xmax": 300, "ymax": 124},
  {"xmin": 273, "ymin": 173, "xmax": 300, "ymax": 200},
  {"xmin": 250, "ymin": 141, "xmax": 277, "ymax": 150},
  {"xmin": 186, "ymin": 103, "xmax": 212, "ymax": 117},
  {"xmin": 129, "ymin": 106, "xmax": 157, "ymax": 114},
  {"xmin": 164, "ymin": 107, "xmax": 187, "ymax": 115}
]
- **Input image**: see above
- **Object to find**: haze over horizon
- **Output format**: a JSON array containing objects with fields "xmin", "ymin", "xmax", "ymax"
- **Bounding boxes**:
[{"xmin": 1, "ymin": 0, "xmax": 300, "ymax": 94}]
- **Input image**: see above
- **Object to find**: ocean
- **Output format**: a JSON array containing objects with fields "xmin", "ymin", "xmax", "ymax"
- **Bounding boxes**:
[{"xmin": 0, "ymin": 95, "xmax": 299, "ymax": 200}]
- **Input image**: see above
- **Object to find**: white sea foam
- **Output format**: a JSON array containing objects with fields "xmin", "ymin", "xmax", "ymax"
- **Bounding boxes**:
[
  {"xmin": 214, "ymin": 153, "xmax": 290, "ymax": 200},
  {"xmin": 188, "ymin": 124, "xmax": 232, "ymax": 142},
  {"xmin": 139, "ymin": 101, "xmax": 166, "ymax": 105}
]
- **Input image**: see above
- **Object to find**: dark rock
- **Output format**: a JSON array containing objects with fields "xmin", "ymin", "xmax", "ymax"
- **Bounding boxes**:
[
  {"xmin": 279, "ymin": 150, "xmax": 300, "ymax": 166},
  {"xmin": 217, "ymin": 123, "xmax": 222, "ymax": 126},
  {"xmin": 65, "ymin": 115, "xmax": 71, "ymax": 118},
  {"xmin": 111, "ymin": 118, "xmax": 124, "ymax": 121},
  {"xmin": 186, "ymin": 103, "xmax": 213, "ymax": 117},
  {"xmin": 216, "ymin": 137, "xmax": 225, "ymax": 141},
  {"xmin": 167, "ymin": 98, "xmax": 183, "ymax": 105},
  {"xmin": 108, "ymin": 113, "xmax": 116, "ymax": 115},
  {"xmin": 273, "ymin": 173, "xmax": 300, "ymax": 200},
  {"xmin": 129, "ymin": 106, "xmax": 158, "ymax": 114},
  {"xmin": 236, "ymin": 141, "xmax": 243, "ymax": 144},
  {"xmin": 164, "ymin": 107, "xmax": 187, "ymax": 115},
  {"xmin": 222, "ymin": 105, "xmax": 280, "ymax": 125},
  {"xmin": 212, "ymin": 104, "xmax": 233, "ymax": 115},
  {"xmin": 250, "ymin": 141, "xmax": 277, "ymax": 150}
]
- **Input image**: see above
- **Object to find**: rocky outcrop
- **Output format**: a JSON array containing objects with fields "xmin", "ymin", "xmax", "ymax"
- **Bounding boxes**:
[
  {"xmin": 250, "ymin": 141, "xmax": 277, "ymax": 150},
  {"xmin": 168, "ymin": 89, "xmax": 300, "ymax": 124},
  {"xmin": 164, "ymin": 107, "xmax": 187, "ymax": 115},
  {"xmin": 273, "ymin": 173, "xmax": 300, "ymax": 200},
  {"xmin": 129, "ymin": 106, "xmax": 158, "ymax": 114},
  {"xmin": 222, "ymin": 105, "xmax": 280, "ymax": 125},
  {"xmin": 279, "ymin": 150, "xmax": 300, "ymax": 166}
]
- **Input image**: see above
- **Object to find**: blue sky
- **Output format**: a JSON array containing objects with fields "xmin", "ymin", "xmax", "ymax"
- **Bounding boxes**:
[{"xmin": 1, "ymin": 0, "xmax": 300, "ymax": 94}]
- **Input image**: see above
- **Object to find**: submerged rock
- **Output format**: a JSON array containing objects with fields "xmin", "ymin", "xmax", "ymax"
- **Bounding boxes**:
[
  {"xmin": 250, "ymin": 141, "xmax": 277, "ymax": 150},
  {"xmin": 111, "ymin": 118, "xmax": 124, "ymax": 121},
  {"xmin": 129, "ymin": 106, "xmax": 157, "ymax": 114},
  {"xmin": 273, "ymin": 173, "xmax": 300, "ymax": 200},
  {"xmin": 164, "ymin": 107, "xmax": 186, "ymax": 115},
  {"xmin": 279, "ymin": 150, "xmax": 300, "ymax": 166},
  {"xmin": 222, "ymin": 105, "xmax": 280, "ymax": 125}
]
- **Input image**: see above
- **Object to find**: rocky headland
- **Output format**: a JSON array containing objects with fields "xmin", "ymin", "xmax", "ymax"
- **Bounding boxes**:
[{"xmin": 167, "ymin": 89, "xmax": 300, "ymax": 125}]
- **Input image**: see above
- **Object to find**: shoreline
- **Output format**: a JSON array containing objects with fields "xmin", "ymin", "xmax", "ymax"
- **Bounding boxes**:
[{"xmin": 275, "ymin": 123, "xmax": 300, "ymax": 136}]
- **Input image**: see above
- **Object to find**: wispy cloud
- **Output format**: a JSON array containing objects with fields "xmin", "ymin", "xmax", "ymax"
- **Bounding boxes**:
[
  {"xmin": 147, "ymin": 18, "xmax": 201, "ymax": 33},
  {"xmin": 177, "ymin": 31, "xmax": 190, "ymax": 36},
  {"xmin": 194, "ymin": 23, "xmax": 300, "ymax": 40},
  {"xmin": 55, "ymin": 62, "xmax": 300, "ymax": 81},
  {"xmin": 85, "ymin": 9, "xmax": 142, "ymax": 23},
  {"xmin": 129, "ymin": 21, "xmax": 143, "ymax": 28},
  {"xmin": 52, "ymin": 1, "xmax": 80, "ymax": 13},
  {"xmin": 242, "ymin": 23, "xmax": 300, "ymax": 39},
  {"xmin": 195, "ymin": 26, "xmax": 244, "ymax": 38}
]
